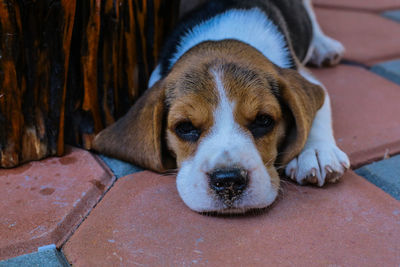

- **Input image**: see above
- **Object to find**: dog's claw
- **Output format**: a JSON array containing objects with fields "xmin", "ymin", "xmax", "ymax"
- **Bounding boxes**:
[
  {"xmin": 326, "ymin": 166, "xmax": 333, "ymax": 173},
  {"xmin": 290, "ymin": 169, "xmax": 296, "ymax": 180},
  {"xmin": 311, "ymin": 168, "xmax": 316, "ymax": 177},
  {"xmin": 309, "ymin": 35, "xmax": 345, "ymax": 67},
  {"xmin": 285, "ymin": 142, "xmax": 350, "ymax": 187},
  {"xmin": 341, "ymin": 161, "xmax": 350, "ymax": 169}
]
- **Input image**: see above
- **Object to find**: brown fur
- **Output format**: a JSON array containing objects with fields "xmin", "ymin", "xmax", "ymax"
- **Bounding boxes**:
[
  {"xmin": 92, "ymin": 40, "xmax": 324, "ymax": 181},
  {"xmin": 166, "ymin": 92, "xmax": 215, "ymax": 165},
  {"xmin": 92, "ymin": 80, "xmax": 175, "ymax": 172}
]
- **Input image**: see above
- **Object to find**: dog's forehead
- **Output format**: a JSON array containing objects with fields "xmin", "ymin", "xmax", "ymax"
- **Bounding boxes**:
[
  {"xmin": 218, "ymin": 63, "xmax": 280, "ymax": 101},
  {"xmin": 165, "ymin": 61, "xmax": 279, "ymax": 106},
  {"xmin": 166, "ymin": 66, "xmax": 218, "ymax": 104}
]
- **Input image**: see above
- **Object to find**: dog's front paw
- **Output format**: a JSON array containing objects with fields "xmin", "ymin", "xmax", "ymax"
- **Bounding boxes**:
[
  {"xmin": 285, "ymin": 142, "xmax": 350, "ymax": 187},
  {"xmin": 309, "ymin": 35, "xmax": 345, "ymax": 67}
]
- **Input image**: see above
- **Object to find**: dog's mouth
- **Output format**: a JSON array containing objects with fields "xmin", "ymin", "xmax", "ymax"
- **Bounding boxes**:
[
  {"xmin": 210, "ymin": 192, "xmax": 246, "ymax": 212},
  {"xmin": 202, "ymin": 187, "xmax": 278, "ymax": 215}
]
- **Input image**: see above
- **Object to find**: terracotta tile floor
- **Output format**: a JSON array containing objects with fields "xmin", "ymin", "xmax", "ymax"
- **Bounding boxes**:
[
  {"xmin": 312, "ymin": 65, "xmax": 400, "ymax": 167},
  {"xmin": 315, "ymin": 7, "xmax": 400, "ymax": 65},
  {"xmin": 63, "ymin": 171, "xmax": 400, "ymax": 266},
  {"xmin": 0, "ymin": 147, "xmax": 115, "ymax": 260},
  {"xmin": 1, "ymin": 1, "xmax": 400, "ymax": 265},
  {"xmin": 314, "ymin": 0, "xmax": 400, "ymax": 12}
]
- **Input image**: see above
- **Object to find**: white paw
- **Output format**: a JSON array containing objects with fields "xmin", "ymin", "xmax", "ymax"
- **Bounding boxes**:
[
  {"xmin": 285, "ymin": 142, "xmax": 350, "ymax": 187},
  {"xmin": 309, "ymin": 35, "xmax": 345, "ymax": 67}
]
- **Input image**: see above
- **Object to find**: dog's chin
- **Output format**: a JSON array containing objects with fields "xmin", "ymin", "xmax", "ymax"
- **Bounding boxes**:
[
  {"xmin": 202, "ymin": 206, "xmax": 268, "ymax": 215},
  {"xmin": 177, "ymin": 182, "xmax": 279, "ymax": 215},
  {"xmin": 177, "ymin": 182, "xmax": 278, "ymax": 215},
  {"xmin": 196, "ymin": 198, "xmax": 279, "ymax": 216},
  {"xmin": 176, "ymin": 169, "xmax": 279, "ymax": 215}
]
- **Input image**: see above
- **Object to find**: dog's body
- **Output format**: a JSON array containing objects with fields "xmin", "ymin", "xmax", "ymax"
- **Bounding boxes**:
[
  {"xmin": 154, "ymin": 0, "xmax": 312, "ymax": 79},
  {"xmin": 93, "ymin": 0, "xmax": 350, "ymax": 213}
]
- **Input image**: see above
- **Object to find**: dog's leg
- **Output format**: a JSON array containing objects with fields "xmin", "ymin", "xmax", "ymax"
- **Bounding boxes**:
[
  {"xmin": 285, "ymin": 69, "xmax": 350, "ymax": 186},
  {"xmin": 302, "ymin": 0, "xmax": 345, "ymax": 67}
]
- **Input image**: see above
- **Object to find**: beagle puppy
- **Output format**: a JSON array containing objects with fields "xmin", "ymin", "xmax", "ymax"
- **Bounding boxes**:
[{"xmin": 93, "ymin": 0, "xmax": 350, "ymax": 213}]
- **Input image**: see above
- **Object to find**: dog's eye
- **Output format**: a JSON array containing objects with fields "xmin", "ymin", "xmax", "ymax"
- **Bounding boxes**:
[
  {"xmin": 248, "ymin": 114, "xmax": 275, "ymax": 138},
  {"xmin": 175, "ymin": 121, "xmax": 201, "ymax": 142}
]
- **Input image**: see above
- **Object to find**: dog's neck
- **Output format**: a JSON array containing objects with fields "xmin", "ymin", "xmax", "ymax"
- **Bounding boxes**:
[{"xmin": 169, "ymin": 8, "xmax": 292, "ymax": 70}]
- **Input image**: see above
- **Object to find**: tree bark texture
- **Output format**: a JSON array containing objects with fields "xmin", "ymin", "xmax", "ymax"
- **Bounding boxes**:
[{"xmin": 0, "ymin": 0, "xmax": 179, "ymax": 168}]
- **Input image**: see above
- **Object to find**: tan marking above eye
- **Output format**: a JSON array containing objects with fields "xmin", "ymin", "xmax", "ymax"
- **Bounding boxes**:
[
  {"xmin": 230, "ymin": 85, "xmax": 282, "ymax": 134},
  {"xmin": 166, "ymin": 90, "xmax": 217, "ymax": 164},
  {"xmin": 211, "ymin": 62, "xmax": 282, "ymax": 128},
  {"xmin": 167, "ymin": 96, "xmax": 214, "ymax": 133}
]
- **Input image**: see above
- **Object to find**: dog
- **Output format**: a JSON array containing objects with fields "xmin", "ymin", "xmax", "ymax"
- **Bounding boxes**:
[{"xmin": 93, "ymin": 0, "xmax": 350, "ymax": 213}]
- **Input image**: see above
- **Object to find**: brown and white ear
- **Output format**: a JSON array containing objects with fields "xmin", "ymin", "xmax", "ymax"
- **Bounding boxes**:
[
  {"xmin": 91, "ymin": 80, "xmax": 175, "ymax": 172},
  {"xmin": 276, "ymin": 68, "xmax": 325, "ymax": 166}
]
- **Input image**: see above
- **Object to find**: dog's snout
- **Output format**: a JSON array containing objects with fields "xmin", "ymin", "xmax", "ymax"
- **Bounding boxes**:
[{"xmin": 209, "ymin": 168, "xmax": 248, "ymax": 203}]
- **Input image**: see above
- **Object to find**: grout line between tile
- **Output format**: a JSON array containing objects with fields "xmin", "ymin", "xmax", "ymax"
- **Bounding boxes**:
[
  {"xmin": 340, "ymin": 59, "xmax": 370, "ymax": 70},
  {"xmin": 57, "ymin": 163, "xmax": 120, "ymax": 263},
  {"xmin": 314, "ymin": 4, "xmax": 395, "ymax": 14}
]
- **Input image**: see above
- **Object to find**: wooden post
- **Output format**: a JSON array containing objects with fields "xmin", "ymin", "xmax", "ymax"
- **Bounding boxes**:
[
  {"xmin": 0, "ymin": 0, "xmax": 180, "ymax": 168},
  {"xmin": 0, "ymin": 0, "xmax": 76, "ymax": 168}
]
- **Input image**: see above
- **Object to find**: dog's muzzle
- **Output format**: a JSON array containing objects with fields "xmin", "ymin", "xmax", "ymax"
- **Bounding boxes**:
[{"xmin": 208, "ymin": 168, "xmax": 248, "ymax": 206}]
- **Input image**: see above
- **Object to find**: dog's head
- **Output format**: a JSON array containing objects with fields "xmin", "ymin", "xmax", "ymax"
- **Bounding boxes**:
[{"xmin": 93, "ymin": 40, "xmax": 324, "ymax": 213}]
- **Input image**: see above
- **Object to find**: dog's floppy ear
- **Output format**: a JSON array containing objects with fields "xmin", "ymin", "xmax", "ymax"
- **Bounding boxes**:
[
  {"xmin": 276, "ymin": 68, "xmax": 325, "ymax": 166},
  {"xmin": 92, "ymin": 80, "xmax": 175, "ymax": 172}
]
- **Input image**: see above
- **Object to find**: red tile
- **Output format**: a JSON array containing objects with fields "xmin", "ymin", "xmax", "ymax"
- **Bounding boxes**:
[
  {"xmin": 63, "ymin": 171, "xmax": 400, "ymax": 266},
  {"xmin": 315, "ymin": 8, "xmax": 400, "ymax": 65},
  {"xmin": 314, "ymin": 0, "xmax": 400, "ymax": 12},
  {"xmin": 313, "ymin": 65, "xmax": 400, "ymax": 167},
  {"xmin": 0, "ymin": 147, "xmax": 115, "ymax": 260}
]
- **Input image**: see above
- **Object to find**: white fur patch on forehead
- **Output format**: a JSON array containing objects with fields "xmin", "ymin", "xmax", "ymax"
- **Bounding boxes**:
[
  {"xmin": 170, "ymin": 8, "xmax": 291, "ymax": 70},
  {"xmin": 211, "ymin": 69, "xmax": 235, "ymax": 132}
]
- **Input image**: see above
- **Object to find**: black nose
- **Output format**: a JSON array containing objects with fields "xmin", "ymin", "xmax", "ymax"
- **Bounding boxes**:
[{"xmin": 209, "ymin": 168, "xmax": 248, "ymax": 204}]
